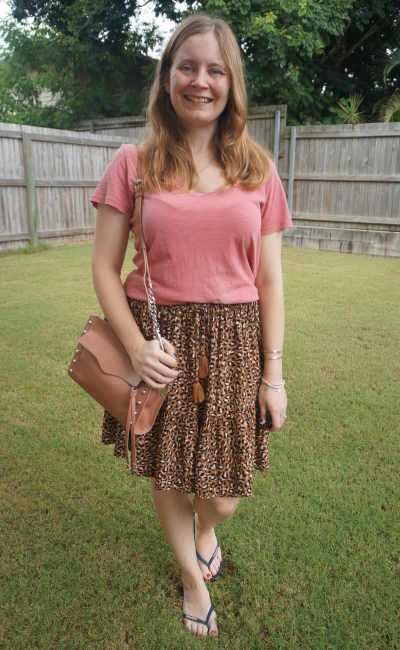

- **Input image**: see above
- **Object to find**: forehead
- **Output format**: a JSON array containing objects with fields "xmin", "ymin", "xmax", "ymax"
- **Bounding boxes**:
[{"xmin": 173, "ymin": 31, "xmax": 226, "ymax": 65}]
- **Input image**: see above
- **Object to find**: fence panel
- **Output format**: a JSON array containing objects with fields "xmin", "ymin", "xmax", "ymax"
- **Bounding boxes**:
[
  {"xmin": 282, "ymin": 123, "xmax": 400, "ymax": 257},
  {"xmin": 2, "ymin": 114, "xmax": 400, "ymax": 256},
  {"xmin": 0, "ymin": 123, "xmax": 136, "ymax": 250},
  {"xmin": 0, "ymin": 107, "xmax": 285, "ymax": 250}
]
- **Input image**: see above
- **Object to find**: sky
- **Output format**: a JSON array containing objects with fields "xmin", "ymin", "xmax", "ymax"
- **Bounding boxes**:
[{"xmin": 0, "ymin": 0, "xmax": 176, "ymax": 56}]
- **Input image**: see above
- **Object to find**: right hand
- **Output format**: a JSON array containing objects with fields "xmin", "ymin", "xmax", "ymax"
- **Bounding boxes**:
[{"xmin": 130, "ymin": 337, "xmax": 179, "ymax": 389}]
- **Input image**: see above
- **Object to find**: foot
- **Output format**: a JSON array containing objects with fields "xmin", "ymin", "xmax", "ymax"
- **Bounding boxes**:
[
  {"xmin": 194, "ymin": 512, "xmax": 223, "ymax": 581},
  {"xmin": 182, "ymin": 579, "xmax": 218, "ymax": 637}
]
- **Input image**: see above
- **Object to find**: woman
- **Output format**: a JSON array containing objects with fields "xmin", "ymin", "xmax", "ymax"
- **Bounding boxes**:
[{"xmin": 91, "ymin": 14, "xmax": 292, "ymax": 638}]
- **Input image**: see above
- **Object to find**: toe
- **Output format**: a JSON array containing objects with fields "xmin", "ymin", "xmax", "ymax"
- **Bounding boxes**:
[
  {"xmin": 208, "ymin": 614, "xmax": 218, "ymax": 637},
  {"xmin": 199, "ymin": 623, "xmax": 207, "ymax": 637},
  {"xmin": 198, "ymin": 561, "xmax": 212, "ymax": 580},
  {"xmin": 210, "ymin": 557, "xmax": 220, "ymax": 576}
]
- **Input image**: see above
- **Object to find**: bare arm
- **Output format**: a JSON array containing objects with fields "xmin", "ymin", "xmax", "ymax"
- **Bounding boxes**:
[
  {"xmin": 91, "ymin": 203, "xmax": 178, "ymax": 388},
  {"xmin": 255, "ymin": 231, "xmax": 287, "ymax": 431}
]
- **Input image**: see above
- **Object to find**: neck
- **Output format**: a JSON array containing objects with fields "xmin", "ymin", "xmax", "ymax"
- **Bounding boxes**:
[{"xmin": 185, "ymin": 121, "xmax": 218, "ymax": 157}]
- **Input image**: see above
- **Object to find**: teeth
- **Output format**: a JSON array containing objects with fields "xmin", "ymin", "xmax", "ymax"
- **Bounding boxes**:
[{"xmin": 186, "ymin": 96, "xmax": 211, "ymax": 103}]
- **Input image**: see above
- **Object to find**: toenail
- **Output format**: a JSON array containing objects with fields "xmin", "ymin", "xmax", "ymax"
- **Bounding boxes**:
[{"xmin": 207, "ymin": 573, "xmax": 211, "ymax": 578}]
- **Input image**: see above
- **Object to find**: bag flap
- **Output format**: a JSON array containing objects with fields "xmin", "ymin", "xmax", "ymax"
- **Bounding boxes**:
[{"xmin": 79, "ymin": 328, "xmax": 141, "ymax": 387}]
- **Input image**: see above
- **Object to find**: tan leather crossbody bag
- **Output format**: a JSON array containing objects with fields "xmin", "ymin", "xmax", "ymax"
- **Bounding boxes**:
[{"xmin": 68, "ymin": 164, "xmax": 168, "ymax": 472}]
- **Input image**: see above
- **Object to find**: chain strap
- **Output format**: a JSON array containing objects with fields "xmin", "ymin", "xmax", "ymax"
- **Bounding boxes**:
[
  {"xmin": 144, "ymin": 256, "xmax": 164, "ymax": 352},
  {"xmin": 135, "ymin": 177, "xmax": 164, "ymax": 353}
]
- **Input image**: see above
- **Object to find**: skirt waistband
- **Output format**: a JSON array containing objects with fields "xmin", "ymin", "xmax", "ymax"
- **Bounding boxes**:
[{"xmin": 128, "ymin": 298, "xmax": 259, "ymax": 404}]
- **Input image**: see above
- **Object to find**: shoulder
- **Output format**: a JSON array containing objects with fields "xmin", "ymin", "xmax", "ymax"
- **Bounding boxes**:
[
  {"xmin": 102, "ymin": 144, "xmax": 138, "ymax": 190},
  {"xmin": 114, "ymin": 143, "xmax": 138, "ymax": 174},
  {"xmin": 262, "ymin": 161, "xmax": 280, "ymax": 192}
]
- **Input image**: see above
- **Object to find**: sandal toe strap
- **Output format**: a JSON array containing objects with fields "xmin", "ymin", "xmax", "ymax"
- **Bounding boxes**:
[
  {"xmin": 196, "ymin": 540, "xmax": 220, "ymax": 569},
  {"xmin": 183, "ymin": 604, "xmax": 214, "ymax": 628}
]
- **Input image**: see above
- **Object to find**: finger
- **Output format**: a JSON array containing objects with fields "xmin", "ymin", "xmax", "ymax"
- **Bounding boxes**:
[
  {"xmin": 147, "ymin": 368, "xmax": 177, "ymax": 385},
  {"xmin": 161, "ymin": 338, "xmax": 177, "ymax": 359},
  {"xmin": 151, "ymin": 359, "xmax": 179, "ymax": 379},
  {"xmin": 140, "ymin": 369, "xmax": 172, "ymax": 389},
  {"xmin": 141, "ymin": 377, "xmax": 168, "ymax": 390},
  {"xmin": 269, "ymin": 411, "xmax": 285, "ymax": 432},
  {"xmin": 144, "ymin": 348, "xmax": 178, "ymax": 378},
  {"xmin": 259, "ymin": 398, "xmax": 267, "ymax": 426},
  {"xmin": 159, "ymin": 348, "xmax": 178, "ymax": 369}
]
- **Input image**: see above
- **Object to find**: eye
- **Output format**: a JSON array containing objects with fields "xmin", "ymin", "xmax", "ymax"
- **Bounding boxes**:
[
  {"xmin": 210, "ymin": 69, "xmax": 223, "ymax": 76},
  {"xmin": 181, "ymin": 65, "xmax": 193, "ymax": 72}
]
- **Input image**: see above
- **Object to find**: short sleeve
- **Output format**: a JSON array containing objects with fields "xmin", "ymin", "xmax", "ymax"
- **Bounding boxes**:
[
  {"xmin": 90, "ymin": 144, "xmax": 137, "ymax": 217},
  {"xmin": 260, "ymin": 163, "xmax": 292, "ymax": 235}
]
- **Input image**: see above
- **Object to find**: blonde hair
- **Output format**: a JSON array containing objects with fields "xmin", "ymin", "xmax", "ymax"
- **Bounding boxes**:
[{"xmin": 139, "ymin": 14, "xmax": 271, "ymax": 192}]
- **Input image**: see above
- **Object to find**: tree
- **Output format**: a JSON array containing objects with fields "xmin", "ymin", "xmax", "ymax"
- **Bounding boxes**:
[
  {"xmin": 153, "ymin": 0, "xmax": 400, "ymax": 123},
  {"xmin": 0, "ymin": 0, "xmax": 162, "ymax": 127},
  {"xmin": 372, "ymin": 34, "xmax": 400, "ymax": 121}
]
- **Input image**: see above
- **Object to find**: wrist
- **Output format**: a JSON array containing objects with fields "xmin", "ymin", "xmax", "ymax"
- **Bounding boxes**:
[
  {"xmin": 128, "ymin": 334, "xmax": 145, "ymax": 359},
  {"xmin": 263, "ymin": 366, "xmax": 283, "ymax": 375}
]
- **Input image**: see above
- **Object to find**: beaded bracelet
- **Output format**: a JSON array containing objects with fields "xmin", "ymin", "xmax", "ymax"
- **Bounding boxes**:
[{"xmin": 261, "ymin": 377, "xmax": 286, "ymax": 393}]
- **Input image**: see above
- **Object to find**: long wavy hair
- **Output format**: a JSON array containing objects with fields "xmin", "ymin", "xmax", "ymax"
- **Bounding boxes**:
[{"xmin": 139, "ymin": 14, "xmax": 271, "ymax": 192}]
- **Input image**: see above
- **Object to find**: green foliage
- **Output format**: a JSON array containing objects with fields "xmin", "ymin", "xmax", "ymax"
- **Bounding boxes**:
[
  {"xmin": 329, "ymin": 93, "xmax": 366, "ymax": 125},
  {"xmin": 0, "ymin": 2, "xmax": 162, "ymax": 127},
  {"xmin": 154, "ymin": 0, "xmax": 400, "ymax": 124},
  {"xmin": 380, "ymin": 92, "xmax": 400, "ymax": 122},
  {"xmin": 372, "ymin": 35, "xmax": 400, "ymax": 87},
  {"xmin": 3, "ymin": 0, "xmax": 400, "ymax": 126},
  {"xmin": 372, "ymin": 35, "xmax": 400, "ymax": 122}
]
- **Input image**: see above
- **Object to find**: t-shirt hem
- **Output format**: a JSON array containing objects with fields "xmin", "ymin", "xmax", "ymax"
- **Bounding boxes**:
[
  {"xmin": 261, "ymin": 221, "xmax": 293, "ymax": 236},
  {"xmin": 90, "ymin": 194, "xmax": 132, "ymax": 216},
  {"xmin": 124, "ymin": 287, "xmax": 260, "ymax": 306}
]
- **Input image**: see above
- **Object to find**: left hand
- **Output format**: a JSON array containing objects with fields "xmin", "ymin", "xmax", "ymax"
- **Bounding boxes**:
[{"xmin": 258, "ymin": 383, "xmax": 287, "ymax": 432}]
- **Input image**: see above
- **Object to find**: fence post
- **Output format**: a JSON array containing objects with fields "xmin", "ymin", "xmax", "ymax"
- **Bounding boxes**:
[
  {"xmin": 89, "ymin": 120, "xmax": 95, "ymax": 134},
  {"xmin": 21, "ymin": 129, "xmax": 38, "ymax": 248},
  {"xmin": 274, "ymin": 110, "xmax": 281, "ymax": 169},
  {"xmin": 288, "ymin": 127, "xmax": 296, "ymax": 216}
]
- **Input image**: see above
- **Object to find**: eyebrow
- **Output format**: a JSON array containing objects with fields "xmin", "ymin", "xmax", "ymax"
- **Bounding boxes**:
[{"xmin": 178, "ymin": 58, "xmax": 227, "ymax": 69}]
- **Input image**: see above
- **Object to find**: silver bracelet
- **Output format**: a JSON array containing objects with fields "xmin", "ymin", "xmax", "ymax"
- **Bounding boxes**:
[
  {"xmin": 263, "ymin": 349, "xmax": 282, "ymax": 355},
  {"xmin": 261, "ymin": 377, "xmax": 285, "ymax": 393},
  {"xmin": 264, "ymin": 355, "xmax": 282, "ymax": 360}
]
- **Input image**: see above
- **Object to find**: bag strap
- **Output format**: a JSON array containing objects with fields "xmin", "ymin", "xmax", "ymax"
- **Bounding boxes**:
[{"xmin": 134, "ymin": 153, "xmax": 164, "ymax": 352}]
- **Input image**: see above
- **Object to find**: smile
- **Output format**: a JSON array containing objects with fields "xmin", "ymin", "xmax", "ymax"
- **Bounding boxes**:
[{"xmin": 184, "ymin": 96, "xmax": 212, "ymax": 103}]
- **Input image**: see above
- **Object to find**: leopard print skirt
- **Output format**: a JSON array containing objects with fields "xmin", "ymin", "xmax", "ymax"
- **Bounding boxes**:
[{"xmin": 101, "ymin": 298, "xmax": 269, "ymax": 498}]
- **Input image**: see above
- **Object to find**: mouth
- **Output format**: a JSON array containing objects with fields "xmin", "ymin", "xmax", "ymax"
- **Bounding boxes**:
[{"xmin": 184, "ymin": 95, "xmax": 213, "ymax": 104}]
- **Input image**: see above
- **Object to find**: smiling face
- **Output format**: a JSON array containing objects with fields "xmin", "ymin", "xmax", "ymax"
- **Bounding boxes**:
[{"xmin": 164, "ymin": 31, "xmax": 230, "ymax": 133}]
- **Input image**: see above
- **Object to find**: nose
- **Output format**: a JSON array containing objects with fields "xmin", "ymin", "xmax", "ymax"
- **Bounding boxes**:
[{"xmin": 191, "ymin": 66, "xmax": 208, "ymax": 89}]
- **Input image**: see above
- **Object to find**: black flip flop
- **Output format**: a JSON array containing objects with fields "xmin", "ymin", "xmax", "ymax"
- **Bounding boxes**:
[
  {"xmin": 193, "ymin": 512, "xmax": 224, "ymax": 582},
  {"xmin": 183, "ymin": 603, "xmax": 215, "ymax": 635}
]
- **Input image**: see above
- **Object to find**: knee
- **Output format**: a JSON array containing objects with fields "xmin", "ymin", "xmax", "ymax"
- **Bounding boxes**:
[{"xmin": 209, "ymin": 497, "xmax": 239, "ymax": 520}]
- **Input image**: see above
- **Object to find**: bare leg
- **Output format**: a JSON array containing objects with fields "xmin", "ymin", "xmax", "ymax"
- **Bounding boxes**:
[
  {"xmin": 150, "ymin": 479, "xmax": 218, "ymax": 637},
  {"xmin": 193, "ymin": 495, "xmax": 239, "ymax": 580}
]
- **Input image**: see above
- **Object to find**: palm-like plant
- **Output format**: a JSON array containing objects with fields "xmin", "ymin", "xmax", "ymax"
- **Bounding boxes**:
[
  {"xmin": 335, "ymin": 93, "xmax": 366, "ymax": 125},
  {"xmin": 372, "ymin": 36, "xmax": 400, "ymax": 122},
  {"xmin": 381, "ymin": 93, "xmax": 400, "ymax": 122}
]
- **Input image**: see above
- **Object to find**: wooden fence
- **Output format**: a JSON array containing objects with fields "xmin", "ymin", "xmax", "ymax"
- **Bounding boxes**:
[
  {"xmin": 1, "ymin": 114, "xmax": 400, "ymax": 256},
  {"xmin": 0, "ymin": 123, "xmax": 138, "ymax": 250},
  {"xmin": 0, "ymin": 106, "xmax": 285, "ymax": 251},
  {"xmin": 281, "ymin": 123, "xmax": 400, "ymax": 257}
]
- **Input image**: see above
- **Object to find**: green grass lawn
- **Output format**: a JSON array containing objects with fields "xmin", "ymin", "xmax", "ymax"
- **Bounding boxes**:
[{"xmin": 1, "ymin": 242, "xmax": 399, "ymax": 650}]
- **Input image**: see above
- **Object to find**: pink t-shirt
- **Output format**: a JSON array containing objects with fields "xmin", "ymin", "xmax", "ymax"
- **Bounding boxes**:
[{"xmin": 91, "ymin": 144, "xmax": 292, "ymax": 305}]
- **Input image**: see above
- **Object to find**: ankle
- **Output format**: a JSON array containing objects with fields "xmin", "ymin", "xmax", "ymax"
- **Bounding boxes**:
[
  {"xmin": 195, "ymin": 513, "xmax": 214, "ymax": 535},
  {"xmin": 182, "ymin": 571, "xmax": 203, "ymax": 593}
]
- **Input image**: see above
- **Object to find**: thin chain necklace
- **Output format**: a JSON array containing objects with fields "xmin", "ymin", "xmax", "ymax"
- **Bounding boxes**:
[{"xmin": 196, "ymin": 157, "xmax": 213, "ymax": 177}]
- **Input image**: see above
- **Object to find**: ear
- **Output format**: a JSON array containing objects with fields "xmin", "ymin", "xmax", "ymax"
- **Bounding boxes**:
[{"xmin": 163, "ymin": 67, "xmax": 171, "ymax": 94}]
